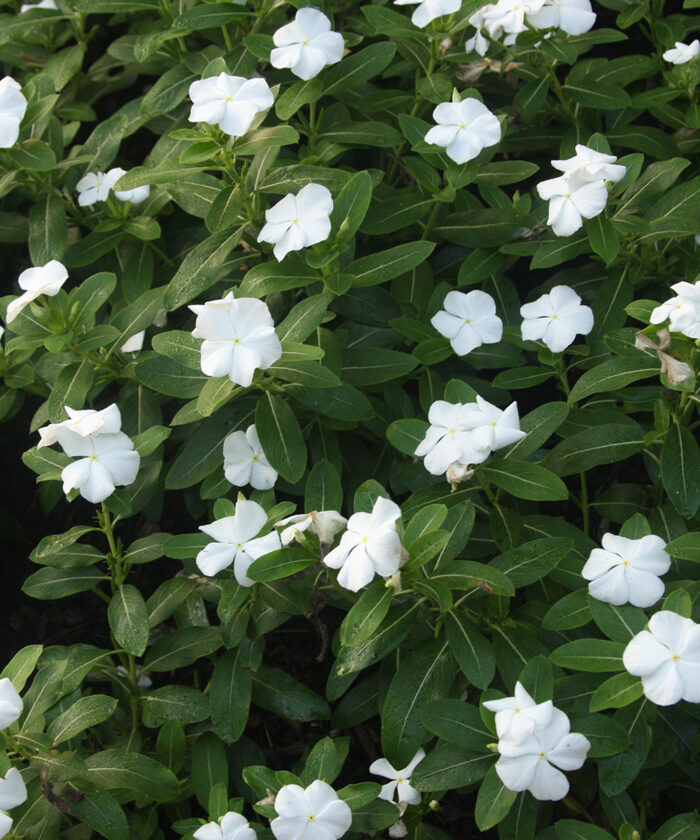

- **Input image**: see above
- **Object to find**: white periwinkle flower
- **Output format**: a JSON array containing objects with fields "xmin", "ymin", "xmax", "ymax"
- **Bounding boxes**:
[
  {"xmin": 0, "ymin": 767, "xmax": 27, "ymax": 840},
  {"xmin": 76, "ymin": 170, "xmax": 121, "ymax": 207},
  {"xmin": 271, "ymin": 780, "xmax": 352, "ymax": 840},
  {"xmin": 120, "ymin": 331, "xmax": 145, "ymax": 353},
  {"xmin": 323, "ymin": 496, "xmax": 403, "ymax": 592},
  {"xmin": 463, "ymin": 396, "xmax": 527, "ymax": 454},
  {"xmin": 495, "ymin": 707, "xmax": 590, "ymax": 801},
  {"xmin": 551, "ymin": 144, "xmax": 626, "ymax": 183},
  {"xmin": 196, "ymin": 500, "xmax": 281, "ymax": 584},
  {"xmin": 663, "ymin": 40, "xmax": 700, "ymax": 65},
  {"xmin": 484, "ymin": 682, "xmax": 554, "ymax": 746},
  {"xmin": 190, "ymin": 292, "xmax": 282, "ymax": 387},
  {"xmin": 424, "ymin": 98, "xmax": 501, "ymax": 165},
  {"xmin": 223, "ymin": 424, "xmax": 277, "ymax": 490},
  {"xmin": 431, "ymin": 290, "xmax": 503, "ymax": 355},
  {"xmin": 271, "ymin": 8, "xmax": 344, "ymax": 81},
  {"xmin": 5, "ymin": 260, "xmax": 68, "ymax": 323},
  {"xmin": 109, "ymin": 167, "xmax": 150, "ymax": 204},
  {"xmin": 582, "ymin": 533, "xmax": 671, "ymax": 608},
  {"xmin": 537, "ymin": 169, "xmax": 609, "ymax": 237},
  {"xmin": 188, "ymin": 73, "xmax": 273, "ymax": 137},
  {"xmin": 37, "ymin": 403, "xmax": 121, "ymax": 449},
  {"xmin": 393, "ymin": 0, "xmax": 461, "ymax": 28},
  {"xmin": 0, "ymin": 77, "xmax": 27, "ymax": 148},
  {"xmin": 415, "ymin": 400, "xmax": 488, "ymax": 475},
  {"xmin": 193, "ymin": 812, "xmax": 256, "ymax": 840},
  {"xmin": 276, "ymin": 511, "xmax": 347, "ymax": 546},
  {"xmin": 369, "ymin": 749, "xmax": 425, "ymax": 805},
  {"xmin": 258, "ymin": 184, "xmax": 333, "ymax": 261},
  {"xmin": 623, "ymin": 611, "xmax": 700, "ymax": 706},
  {"xmin": 520, "ymin": 285, "xmax": 594, "ymax": 353},
  {"xmin": 650, "ymin": 281, "xmax": 700, "ymax": 339},
  {"xmin": 20, "ymin": 0, "xmax": 58, "ymax": 10},
  {"xmin": 0, "ymin": 679, "xmax": 23, "ymax": 730},
  {"xmin": 526, "ymin": 0, "xmax": 596, "ymax": 35}
]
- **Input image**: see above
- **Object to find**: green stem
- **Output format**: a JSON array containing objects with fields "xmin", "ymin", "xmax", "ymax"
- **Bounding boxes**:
[
  {"xmin": 579, "ymin": 473, "xmax": 589, "ymax": 536},
  {"xmin": 421, "ymin": 200, "xmax": 442, "ymax": 241}
]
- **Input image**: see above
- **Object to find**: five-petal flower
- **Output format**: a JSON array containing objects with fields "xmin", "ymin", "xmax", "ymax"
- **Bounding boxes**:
[
  {"xmin": 424, "ymin": 98, "xmax": 501, "ymax": 165},
  {"xmin": 5, "ymin": 260, "xmax": 68, "ymax": 323},
  {"xmin": 0, "ymin": 76, "xmax": 27, "ymax": 148},
  {"xmin": 650, "ymin": 281, "xmax": 700, "ymax": 339},
  {"xmin": 663, "ymin": 40, "xmax": 700, "ymax": 65},
  {"xmin": 188, "ymin": 73, "xmax": 274, "ymax": 137},
  {"xmin": 223, "ymin": 424, "xmax": 277, "ymax": 490},
  {"xmin": 431, "ymin": 290, "xmax": 503, "ymax": 355},
  {"xmin": 271, "ymin": 780, "xmax": 352, "ymax": 840},
  {"xmin": 276, "ymin": 511, "xmax": 347, "ymax": 546},
  {"xmin": 258, "ymin": 184, "xmax": 333, "ymax": 261},
  {"xmin": 526, "ymin": 0, "xmax": 596, "ymax": 35},
  {"xmin": 271, "ymin": 8, "xmax": 344, "ymax": 80},
  {"xmin": 520, "ymin": 285, "xmax": 594, "ymax": 353},
  {"xmin": 484, "ymin": 682, "xmax": 554, "ymax": 746},
  {"xmin": 369, "ymin": 749, "xmax": 425, "ymax": 805},
  {"xmin": 536, "ymin": 169, "xmax": 610, "ymax": 237},
  {"xmin": 193, "ymin": 811, "xmax": 256, "ymax": 840}
]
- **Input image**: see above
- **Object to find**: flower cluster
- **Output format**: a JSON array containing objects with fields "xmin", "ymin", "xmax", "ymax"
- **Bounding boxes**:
[
  {"xmin": 38, "ymin": 404, "xmax": 140, "ymax": 504},
  {"xmin": 415, "ymin": 396, "xmax": 525, "ymax": 481},
  {"xmin": 537, "ymin": 145, "xmax": 625, "ymax": 236},
  {"xmin": 650, "ymin": 280, "xmax": 700, "ymax": 339},
  {"xmin": 77, "ymin": 168, "xmax": 150, "ymax": 206},
  {"xmin": 484, "ymin": 683, "xmax": 591, "ymax": 801}
]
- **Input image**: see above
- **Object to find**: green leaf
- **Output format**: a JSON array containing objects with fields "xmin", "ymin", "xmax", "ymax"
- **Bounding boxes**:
[
  {"xmin": 543, "ymin": 589, "xmax": 591, "ymax": 631},
  {"xmin": 568, "ymin": 356, "xmax": 660, "ymax": 402},
  {"xmin": 251, "ymin": 665, "xmax": 330, "ymax": 721},
  {"xmin": 563, "ymin": 82, "xmax": 631, "ymax": 110},
  {"xmin": 543, "ymin": 424, "xmax": 644, "ymax": 477},
  {"xmin": 108, "ymin": 585, "xmax": 149, "ymax": 657},
  {"xmin": 163, "ymin": 229, "xmax": 243, "ymax": 310},
  {"xmin": 572, "ymin": 714, "xmax": 629, "ymax": 758},
  {"xmin": 587, "ymin": 215, "xmax": 619, "ymax": 264},
  {"xmin": 556, "ymin": 820, "xmax": 616, "ymax": 840},
  {"xmin": 22, "ymin": 567, "xmax": 107, "ymax": 600},
  {"xmin": 348, "ymin": 240, "xmax": 435, "ymax": 287},
  {"xmin": 550, "ymin": 639, "xmax": 625, "ymax": 672},
  {"xmin": 71, "ymin": 794, "xmax": 129, "ymax": 840},
  {"xmin": 420, "ymin": 699, "xmax": 491, "ymax": 751},
  {"xmin": 191, "ymin": 731, "xmax": 228, "ymax": 809},
  {"xmin": 480, "ymin": 460, "xmax": 568, "ymax": 502},
  {"xmin": 335, "ymin": 602, "xmax": 421, "ymax": 676},
  {"xmin": 141, "ymin": 686, "xmax": 210, "ymax": 728},
  {"xmin": 475, "ymin": 765, "xmax": 517, "ymax": 830},
  {"xmin": 240, "ymin": 259, "xmax": 321, "ymax": 296},
  {"xmin": 174, "ymin": 4, "xmax": 247, "ymax": 29},
  {"xmin": 436, "ymin": 209, "xmax": 521, "ymax": 247},
  {"xmin": 301, "ymin": 737, "xmax": 349, "ymax": 786},
  {"xmin": 666, "ymin": 532, "xmax": 700, "ymax": 563},
  {"xmin": 411, "ymin": 745, "xmax": 493, "ymax": 792},
  {"xmin": 650, "ymin": 814, "xmax": 700, "ymax": 840},
  {"xmin": 661, "ymin": 421, "xmax": 700, "ymax": 518},
  {"xmin": 156, "ymin": 718, "xmax": 186, "ymax": 771},
  {"xmin": 444, "ymin": 612, "xmax": 495, "ymax": 690},
  {"xmin": 322, "ymin": 43, "xmax": 396, "ymax": 96},
  {"xmin": 342, "ymin": 348, "xmax": 417, "ymax": 385},
  {"xmin": 275, "ymin": 79, "xmax": 323, "ymax": 121},
  {"xmin": 255, "ymin": 393, "xmax": 307, "ymax": 482},
  {"xmin": 28, "ymin": 193, "xmax": 67, "ymax": 264},
  {"xmin": 331, "ymin": 171, "xmax": 373, "ymax": 242},
  {"xmin": 276, "ymin": 292, "xmax": 331, "ymax": 343},
  {"xmin": 210, "ymin": 645, "xmax": 253, "ymax": 744},
  {"xmin": 589, "ymin": 672, "xmax": 644, "ymax": 712},
  {"xmin": 144, "ymin": 627, "xmax": 222, "ymax": 672},
  {"xmin": 490, "ymin": 538, "xmax": 572, "ymax": 587},
  {"xmin": 84, "ymin": 750, "xmax": 179, "ymax": 802},
  {"xmin": 387, "ymin": 418, "xmax": 429, "ymax": 455},
  {"xmin": 9, "ymin": 139, "xmax": 56, "ymax": 171},
  {"xmin": 340, "ymin": 582, "xmax": 393, "ymax": 647},
  {"xmin": 47, "ymin": 360, "xmax": 95, "ymax": 422},
  {"xmin": 305, "ymin": 459, "xmax": 343, "ymax": 511},
  {"xmin": 233, "ymin": 125, "xmax": 300, "ymax": 157},
  {"xmin": 0, "ymin": 645, "xmax": 43, "ymax": 692},
  {"xmin": 47, "ymin": 695, "xmax": 117, "ymax": 745},
  {"xmin": 247, "ymin": 548, "xmax": 315, "ymax": 582}
]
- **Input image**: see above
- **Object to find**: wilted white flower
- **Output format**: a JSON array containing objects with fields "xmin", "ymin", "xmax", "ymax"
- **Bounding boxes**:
[
  {"xmin": 109, "ymin": 167, "xmax": 151, "ymax": 204},
  {"xmin": 650, "ymin": 281, "xmax": 700, "ymax": 339},
  {"xmin": 190, "ymin": 292, "xmax": 282, "ymax": 387},
  {"xmin": 5, "ymin": 260, "xmax": 68, "ymax": 323},
  {"xmin": 276, "ymin": 511, "xmax": 347, "ymax": 546},
  {"xmin": 271, "ymin": 8, "xmax": 344, "ymax": 80},
  {"xmin": 38, "ymin": 404, "xmax": 121, "ymax": 449},
  {"xmin": 415, "ymin": 400, "xmax": 489, "ymax": 475},
  {"xmin": 38, "ymin": 404, "xmax": 140, "ymax": 504},
  {"xmin": 196, "ymin": 500, "xmax": 281, "ymax": 584},
  {"xmin": 115, "ymin": 665, "xmax": 152, "ymax": 689},
  {"xmin": 463, "ymin": 396, "xmax": 526, "ymax": 453},
  {"xmin": 520, "ymin": 285, "xmax": 594, "ymax": 353},
  {"xmin": 0, "ymin": 76, "xmax": 27, "ymax": 148},
  {"xmin": 258, "ymin": 184, "xmax": 333, "ymax": 261},
  {"xmin": 0, "ymin": 767, "xmax": 27, "ymax": 840},
  {"xmin": 424, "ymin": 98, "xmax": 501, "ymax": 164},
  {"xmin": 389, "ymin": 820, "xmax": 408, "ymax": 839},
  {"xmin": 20, "ymin": 0, "xmax": 57, "ymax": 11},
  {"xmin": 271, "ymin": 780, "xmax": 352, "ymax": 840},
  {"xmin": 120, "ymin": 331, "xmax": 145, "ymax": 353},
  {"xmin": 623, "ymin": 611, "xmax": 700, "ymax": 706},
  {"xmin": 76, "ymin": 170, "xmax": 123, "ymax": 207},
  {"xmin": 193, "ymin": 811, "xmax": 256, "ymax": 840},
  {"xmin": 188, "ymin": 73, "xmax": 273, "ymax": 137},
  {"xmin": 484, "ymin": 682, "xmax": 554, "ymax": 746},
  {"xmin": 536, "ymin": 169, "xmax": 609, "ymax": 236},
  {"xmin": 324, "ymin": 496, "xmax": 402, "ymax": 592},
  {"xmin": 663, "ymin": 40, "xmax": 700, "ymax": 65},
  {"xmin": 370, "ymin": 749, "xmax": 425, "ymax": 805},
  {"xmin": 582, "ymin": 533, "xmax": 671, "ymax": 608},
  {"xmin": 0, "ymin": 679, "xmax": 22, "ymax": 730},
  {"xmin": 223, "ymin": 424, "xmax": 277, "ymax": 490},
  {"xmin": 431, "ymin": 290, "xmax": 503, "ymax": 355},
  {"xmin": 494, "ymin": 707, "xmax": 590, "ymax": 801},
  {"xmin": 551, "ymin": 144, "xmax": 626, "ymax": 183},
  {"xmin": 393, "ymin": 0, "xmax": 461, "ymax": 28},
  {"xmin": 527, "ymin": 0, "xmax": 596, "ymax": 35}
]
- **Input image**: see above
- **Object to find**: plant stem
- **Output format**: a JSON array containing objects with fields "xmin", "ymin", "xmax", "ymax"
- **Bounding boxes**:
[{"xmin": 579, "ymin": 472, "xmax": 589, "ymax": 536}]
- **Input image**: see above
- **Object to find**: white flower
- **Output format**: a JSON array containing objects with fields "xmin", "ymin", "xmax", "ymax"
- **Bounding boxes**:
[
  {"xmin": 482, "ymin": 0, "xmax": 546, "ymax": 40},
  {"xmin": 38, "ymin": 404, "xmax": 140, "ymax": 504},
  {"xmin": 520, "ymin": 285, "xmax": 594, "ymax": 353},
  {"xmin": 623, "ymin": 611, "xmax": 700, "ymax": 706},
  {"xmin": 483, "ymin": 682, "xmax": 554, "ymax": 746},
  {"xmin": 190, "ymin": 292, "xmax": 282, "ymax": 387},
  {"xmin": 537, "ymin": 169, "xmax": 610, "ymax": 236},
  {"xmin": 188, "ymin": 73, "xmax": 274, "ymax": 137},
  {"xmin": 196, "ymin": 499, "xmax": 281, "ymax": 585},
  {"xmin": 369, "ymin": 749, "xmax": 425, "ymax": 805},
  {"xmin": 663, "ymin": 40, "xmax": 700, "ymax": 65},
  {"xmin": 495, "ymin": 707, "xmax": 590, "ymax": 801},
  {"xmin": 0, "ymin": 76, "xmax": 27, "ymax": 148},
  {"xmin": 276, "ymin": 511, "xmax": 347, "ymax": 546},
  {"xmin": 414, "ymin": 400, "xmax": 489, "ymax": 475},
  {"xmin": 120, "ymin": 331, "xmax": 145, "ymax": 353},
  {"xmin": 20, "ymin": 0, "xmax": 57, "ymax": 11},
  {"xmin": 526, "ymin": 0, "xmax": 596, "ymax": 35},
  {"xmin": 393, "ymin": 0, "xmax": 461, "ymax": 28},
  {"xmin": 0, "ymin": 767, "xmax": 27, "ymax": 840},
  {"xmin": 5, "ymin": 260, "xmax": 68, "ymax": 323},
  {"xmin": 389, "ymin": 821, "xmax": 408, "ymax": 839},
  {"xmin": 582, "ymin": 533, "xmax": 671, "ymax": 608},
  {"xmin": 0, "ymin": 679, "xmax": 22, "ymax": 730},
  {"xmin": 258, "ymin": 184, "xmax": 333, "ymax": 261},
  {"xmin": 271, "ymin": 8, "xmax": 344, "ymax": 81},
  {"xmin": 223, "ymin": 424, "xmax": 277, "ymax": 490},
  {"xmin": 462, "ymin": 396, "xmax": 526, "ymax": 453},
  {"xmin": 38, "ymin": 404, "xmax": 121, "ymax": 449},
  {"xmin": 323, "ymin": 496, "xmax": 403, "ymax": 592},
  {"xmin": 76, "ymin": 170, "xmax": 122, "ymax": 207},
  {"xmin": 424, "ymin": 99, "xmax": 501, "ymax": 165},
  {"xmin": 271, "ymin": 780, "xmax": 352, "ymax": 840},
  {"xmin": 551, "ymin": 144, "xmax": 626, "ymax": 183},
  {"xmin": 431, "ymin": 290, "xmax": 503, "ymax": 355},
  {"xmin": 109, "ymin": 167, "xmax": 151, "ymax": 204},
  {"xmin": 193, "ymin": 812, "xmax": 256, "ymax": 840},
  {"xmin": 650, "ymin": 281, "xmax": 700, "ymax": 339}
]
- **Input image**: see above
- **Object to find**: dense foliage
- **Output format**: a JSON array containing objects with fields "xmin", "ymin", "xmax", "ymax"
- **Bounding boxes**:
[{"xmin": 1, "ymin": 0, "xmax": 700, "ymax": 838}]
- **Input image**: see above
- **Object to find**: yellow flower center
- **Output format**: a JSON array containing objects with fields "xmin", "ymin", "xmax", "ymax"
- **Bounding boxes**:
[
  {"xmin": 539, "ymin": 752, "xmax": 546, "ymax": 759},
  {"xmin": 90, "ymin": 454, "xmax": 98, "ymax": 461},
  {"xmin": 235, "ymin": 541, "xmax": 243, "ymax": 549},
  {"xmin": 458, "ymin": 123, "xmax": 466, "ymax": 130},
  {"xmin": 252, "ymin": 454, "xmax": 259, "ymax": 461},
  {"xmin": 623, "ymin": 560, "xmax": 630, "ymax": 567},
  {"xmin": 397, "ymin": 777, "xmax": 404, "ymax": 784},
  {"xmin": 361, "ymin": 536, "xmax": 368, "ymax": 543},
  {"xmin": 302, "ymin": 39, "xmax": 309, "ymax": 45},
  {"xmin": 565, "ymin": 193, "xmax": 572, "ymax": 199},
  {"xmin": 464, "ymin": 318, "xmax": 472, "ymax": 324},
  {"xmin": 307, "ymin": 815, "xmax": 316, "ymax": 822},
  {"xmin": 233, "ymin": 337, "xmax": 241, "ymax": 344},
  {"xmin": 672, "ymin": 654, "xmax": 681, "ymax": 662},
  {"xmin": 448, "ymin": 428, "xmax": 456, "ymax": 434},
  {"xmin": 292, "ymin": 217, "xmax": 300, "ymax": 225}
]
